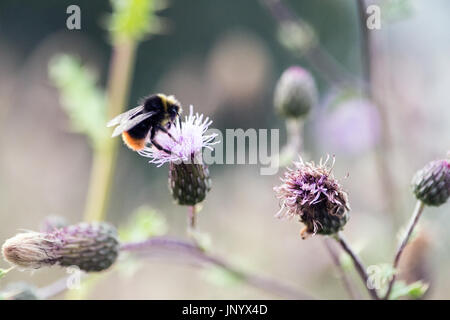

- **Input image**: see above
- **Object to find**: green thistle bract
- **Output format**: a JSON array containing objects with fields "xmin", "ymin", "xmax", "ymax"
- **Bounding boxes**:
[
  {"xmin": 412, "ymin": 159, "xmax": 450, "ymax": 206},
  {"xmin": 169, "ymin": 162, "xmax": 211, "ymax": 206}
]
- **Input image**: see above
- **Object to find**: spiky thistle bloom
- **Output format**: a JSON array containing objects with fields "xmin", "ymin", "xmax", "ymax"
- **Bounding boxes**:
[
  {"xmin": 139, "ymin": 106, "xmax": 218, "ymax": 205},
  {"xmin": 412, "ymin": 158, "xmax": 450, "ymax": 206},
  {"xmin": 274, "ymin": 156, "xmax": 350, "ymax": 239},
  {"xmin": 274, "ymin": 66, "xmax": 317, "ymax": 119},
  {"xmin": 2, "ymin": 222, "xmax": 119, "ymax": 272}
]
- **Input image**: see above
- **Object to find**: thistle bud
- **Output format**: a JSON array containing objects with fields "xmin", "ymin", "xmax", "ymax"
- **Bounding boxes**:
[
  {"xmin": 274, "ymin": 66, "xmax": 318, "ymax": 119},
  {"xmin": 2, "ymin": 222, "xmax": 119, "ymax": 272},
  {"xmin": 274, "ymin": 156, "xmax": 350, "ymax": 239},
  {"xmin": 412, "ymin": 159, "xmax": 450, "ymax": 206},
  {"xmin": 169, "ymin": 162, "xmax": 211, "ymax": 206}
]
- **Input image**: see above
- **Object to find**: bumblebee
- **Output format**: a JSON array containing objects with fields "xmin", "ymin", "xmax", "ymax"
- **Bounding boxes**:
[{"xmin": 107, "ymin": 93, "xmax": 182, "ymax": 153}]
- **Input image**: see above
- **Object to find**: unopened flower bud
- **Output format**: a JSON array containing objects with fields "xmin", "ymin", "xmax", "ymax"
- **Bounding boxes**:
[
  {"xmin": 412, "ymin": 159, "xmax": 450, "ymax": 206},
  {"xmin": 2, "ymin": 222, "xmax": 119, "ymax": 272},
  {"xmin": 169, "ymin": 162, "xmax": 211, "ymax": 206},
  {"xmin": 274, "ymin": 156, "xmax": 350, "ymax": 239},
  {"xmin": 274, "ymin": 66, "xmax": 317, "ymax": 119}
]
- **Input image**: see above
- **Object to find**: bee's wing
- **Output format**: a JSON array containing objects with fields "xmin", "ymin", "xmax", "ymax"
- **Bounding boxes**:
[
  {"xmin": 111, "ymin": 112, "xmax": 155, "ymax": 137},
  {"xmin": 107, "ymin": 105, "xmax": 145, "ymax": 128}
]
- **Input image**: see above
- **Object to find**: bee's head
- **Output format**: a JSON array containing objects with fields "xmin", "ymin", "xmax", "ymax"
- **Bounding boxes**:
[{"xmin": 165, "ymin": 95, "xmax": 182, "ymax": 121}]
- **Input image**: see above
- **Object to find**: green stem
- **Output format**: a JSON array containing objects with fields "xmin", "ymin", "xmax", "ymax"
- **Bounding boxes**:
[
  {"xmin": 84, "ymin": 40, "xmax": 137, "ymax": 222},
  {"xmin": 384, "ymin": 200, "xmax": 425, "ymax": 299},
  {"xmin": 334, "ymin": 233, "xmax": 380, "ymax": 299},
  {"xmin": 323, "ymin": 238, "xmax": 360, "ymax": 299}
]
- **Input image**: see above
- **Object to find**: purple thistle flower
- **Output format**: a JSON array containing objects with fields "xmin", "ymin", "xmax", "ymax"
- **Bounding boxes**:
[
  {"xmin": 274, "ymin": 156, "xmax": 350, "ymax": 239},
  {"xmin": 138, "ymin": 105, "xmax": 219, "ymax": 166},
  {"xmin": 2, "ymin": 222, "xmax": 119, "ymax": 272}
]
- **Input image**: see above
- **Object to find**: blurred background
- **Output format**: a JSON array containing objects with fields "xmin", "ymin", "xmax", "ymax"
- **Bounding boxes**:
[{"xmin": 0, "ymin": 0, "xmax": 449, "ymax": 299}]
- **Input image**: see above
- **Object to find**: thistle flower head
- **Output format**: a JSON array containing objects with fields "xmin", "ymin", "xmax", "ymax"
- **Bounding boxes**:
[
  {"xmin": 138, "ymin": 106, "xmax": 218, "ymax": 166},
  {"xmin": 2, "ymin": 222, "xmax": 119, "ymax": 272},
  {"xmin": 412, "ymin": 158, "xmax": 450, "ymax": 206},
  {"xmin": 274, "ymin": 156, "xmax": 350, "ymax": 239},
  {"xmin": 274, "ymin": 66, "xmax": 317, "ymax": 119}
]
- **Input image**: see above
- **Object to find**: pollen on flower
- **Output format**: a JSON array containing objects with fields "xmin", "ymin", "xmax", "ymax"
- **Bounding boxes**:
[
  {"xmin": 274, "ymin": 156, "xmax": 350, "ymax": 239},
  {"xmin": 138, "ymin": 105, "xmax": 219, "ymax": 166}
]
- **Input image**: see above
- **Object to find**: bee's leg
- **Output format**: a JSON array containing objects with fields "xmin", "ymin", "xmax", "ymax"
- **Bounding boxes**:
[
  {"xmin": 156, "ymin": 124, "xmax": 177, "ymax": 142},
  {"xmin": 150, "ymin": 127, "xmax": 172, "ymax": 155}
]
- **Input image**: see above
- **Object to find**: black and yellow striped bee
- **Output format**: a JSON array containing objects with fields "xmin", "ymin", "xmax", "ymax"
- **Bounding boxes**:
[{"xmin": 107, "ymin": 93, "xmax": 182, "ymax": 153}]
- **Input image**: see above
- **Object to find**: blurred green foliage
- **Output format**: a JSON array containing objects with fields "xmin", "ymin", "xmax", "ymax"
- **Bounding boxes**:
[
  {"xmin": 0, "ymin": 269, "xmax": 9, "ymax": 280},
  {"xmin": 203, "ymin": 265, "xmax": 242, "ymax": 288},
  {"xmin": 390, "ymin": 280, "xmax": 429, "ymax": 300},
  {"xmin": 108, "ymin": 0, "xmax": 167, "ymax": 42},
  {"xmin": 381, "ymin": 0, "xmax": 414, "ymax": 23},
  {"xmin": 48, "ymin": 54, "xmax": 107, "ymax": 150},
  {"xmin": 277, "ymin": 21, "xmax": 317, "ymax": 56},
  {"xmin": 119, "ymin": 206, "xmax": 168, "ymax": 242}
]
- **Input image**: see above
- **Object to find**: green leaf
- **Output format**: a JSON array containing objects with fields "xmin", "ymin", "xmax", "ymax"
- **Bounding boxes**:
[
  {"xmin": 119, "ymin": 206, "xmax": 168, "ymax": 242},
  {"xmin": 389, "ymin": 280, "xmax": 429, "ymax": 300},
  {"xmin": 48, "ymin": 54, "xmax": 107, "ymax": 149},
  {"xmin": 108, "ymin": 0, "xmax": 168, "ymax": 42}
]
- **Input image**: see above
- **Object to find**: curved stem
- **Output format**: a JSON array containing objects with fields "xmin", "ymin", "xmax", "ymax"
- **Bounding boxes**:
[
  {"xmin": 334, "ymin": 233, "xmax": 379, "ymax": 299},
  {"xmin": 121, "ymin": 236, "xmax": 314, "ymax": 300},
  {"xmin": 323, "ymin": 238, "xmax": 360, "ymax": 299},
  {"xmin": 384, "ymin": 201, "xmax": 425, "ymax": 299}
]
